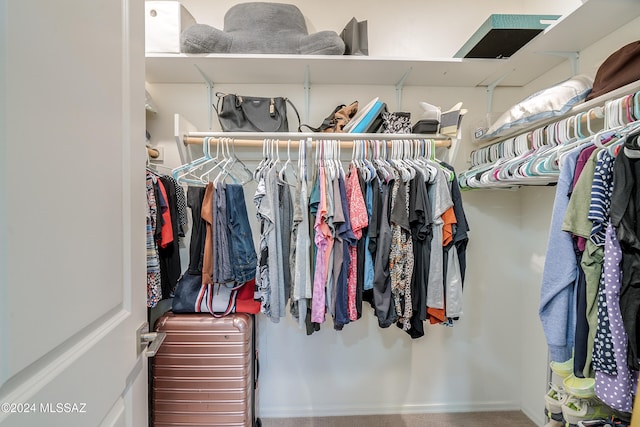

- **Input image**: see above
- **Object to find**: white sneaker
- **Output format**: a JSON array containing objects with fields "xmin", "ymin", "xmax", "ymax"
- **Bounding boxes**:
[
  {"xmin": 562, "ymin": 396, "xmax": 613, "ymax": 426},
  {"xmin": 545, "ymin": 382, "xmax": 568, "ymax": 418}
]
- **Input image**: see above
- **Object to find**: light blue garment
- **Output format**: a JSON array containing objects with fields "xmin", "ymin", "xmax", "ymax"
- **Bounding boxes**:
[{"xmin": 539, "ymin": 146, "xmax": 581, "ymax": 362}]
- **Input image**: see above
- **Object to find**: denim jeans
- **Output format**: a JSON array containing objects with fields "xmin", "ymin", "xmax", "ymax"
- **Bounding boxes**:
[
  {"xmin": 214, "ymin": 184, "xmax": 233, "ymax": 283},
  {"xmin": 226, "ymin": 184, "xmax": 258, "ymax": 283}
]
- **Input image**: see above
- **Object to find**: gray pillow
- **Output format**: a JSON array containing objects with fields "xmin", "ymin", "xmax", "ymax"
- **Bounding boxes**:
[{"xmin": 181, "ymin": 2, "xmax": 345, "ymax": 55}]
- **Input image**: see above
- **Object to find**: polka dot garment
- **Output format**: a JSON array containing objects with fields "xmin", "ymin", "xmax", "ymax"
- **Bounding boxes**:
[{"xmin": 594, "ymin": 224, "xmax": 638, "ymax": 413}]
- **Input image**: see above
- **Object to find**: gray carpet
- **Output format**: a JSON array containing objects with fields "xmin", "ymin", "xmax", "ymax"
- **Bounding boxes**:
[{"xmin": 261, "ymin": 411, "xmax": 537, "ymax": 427}]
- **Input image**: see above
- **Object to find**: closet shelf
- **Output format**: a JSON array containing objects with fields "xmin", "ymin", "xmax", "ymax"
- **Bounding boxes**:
[
  {"xmin": 459, "ymin": 79, "xmax": 640, "ymax": 190},
  {"xmin": 476, "ymin": 79, "xmax": 640, "ymax": 149},
  {"xmin": 145, "ymin": 0, "xmax": 640, "ymax": 88}
]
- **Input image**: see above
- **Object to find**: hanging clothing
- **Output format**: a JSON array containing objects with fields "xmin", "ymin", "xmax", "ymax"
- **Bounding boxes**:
[
  {"xmin": 610, "ymin": 144, "xmax": 640, "ymax": 371},
  {"xmin": 594, "ymin": 224, "xmax": 638, "ymax": 413},
  {"xmin": 389, "ymin": 176, "xmax": 414, "ymax": 331},
  {"xmin": 146, "ymin": 172, "xmax": 161, "ymax": 308},
  {"xmin": 186, "ymin": 186, "xmax": 206, "ymax": 275},
  {"xmin": 426, "ymin": 167, "xmax": 453, "ymax": 321},
  {"xmin": 346, "ymin": 166, "xmax": 368, "ymax": 321},
  {"xmin": 245, "ymin": 138, "xmax": 470, "ymax": 336},
  {"xmin": 539, "ymin": 146, "xmax": 581, "ymax": 363},
  {"xmin": 226, "ymin": 183, "xmax": 258, "ymax": 284},
  {"xmin": 405, "ymin": 171, "xmax": 432, "ymax": 338},
  {"xmin": 372, "ymin": 174, "xmax": 396, "ymax": 328},
  {"xmin": 145, "ymin": 171, "xmax": 186, "ymax": 307},
  {"xmin": 290, "ymin": 160, "xmax": 312, "ymax": 329},
  {"xmin": 158, "ymin": 176, "xmax": 182, "ymax": 299},
  {"xmin": 334, "ymin": 174, "xmax": 357, "ymax": 330},
  {"xmin": 312, "ymin": 166, "xmax": 332, "ymax": 324},
  {"xmin": 201, "ymin": 182, "xmax": 215, "ymax": 286},
  {"xmin": 564, "ymin": 147, "xmax": 600, "ymax": 377}
]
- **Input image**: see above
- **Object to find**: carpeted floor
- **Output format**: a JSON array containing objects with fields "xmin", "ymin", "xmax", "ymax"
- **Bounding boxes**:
[{"xmin": 261, "ymin": 411, "xmax": 538, "ymax": 427}]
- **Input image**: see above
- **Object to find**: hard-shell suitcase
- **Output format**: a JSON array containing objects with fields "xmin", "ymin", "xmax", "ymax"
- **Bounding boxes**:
[{"xmin": 152, "ymin": 312, "xmax": 260, "ymax": 427}]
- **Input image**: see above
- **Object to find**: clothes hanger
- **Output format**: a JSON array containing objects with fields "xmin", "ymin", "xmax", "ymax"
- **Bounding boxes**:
[
  {"xmin": 611, "ymin": 119, "xmax": 640, "ymax": 156},
  {"xmin": 147, "ymin": 161, "xmax": 174, "ymax": 176},
  {"xmin": 396, "ymin": 139, "xmax": 413, "ymax": 182},
  {"xmin": 387, "ymin": 140, "xmax": 404, "ymax": 181},
  {"xmin": 226, "ymin": 137, "xmax": 254, "ymax": 185},
  {"xmin": 172, "ymin": 136, "xmax": 210, "ymax": 182},
  {"xmin": 351, "ymin": 139, "xmax": 366, "ymax": 181},
  {"xmin": 268, "ymin": 138, "xmax": 280, "ymax": 171},
  {"xmin": 371, "ymin": 140, "xmax": 382, "ymax": 180},
  {"xmin": 174, "ymin": 137, "xmax": 220, "ymax": 185},
  {"xmin": 212, "ymin": 137, "xmax": 253, "ymax": 186},
  {"xmin": 632, "ymin": 91, "xmax": 640, "ymax": 121},
  {"xmin": 279, "ymin": 139, "xmax": 298, "ymax": 187},
  {"xmin": 298, "ymin": 137, "xmax": 307, "ymax": 184},
  {"xmin": 328, "ymin": 139, "xmax": 337, "ymax": 181},
  {"xmin": 255, "ymin": 138, "xmax": 271, "ymax": 180},
  {"xmin": 362, "ymin": 140, "xmax": 376, "ymax": 182},
  {"xmin": 199, "ymin": 137, "xmax": 230, "ymax": 183},
  {"xmin": 400, "ymin": 139, "xmax": 418, "ymax": 181},
  {"xmin": 330, "ymin": 139, "xmax": 338, "ymax": 180},
  {"xmin": 418, "ymin": 139, "xmax": 438, "ymax": 182}
]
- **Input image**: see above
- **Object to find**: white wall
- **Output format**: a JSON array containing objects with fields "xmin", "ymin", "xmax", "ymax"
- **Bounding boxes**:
[{"xmin": 145, "ymin": 1, "xmax": 638, "ymax": 423}]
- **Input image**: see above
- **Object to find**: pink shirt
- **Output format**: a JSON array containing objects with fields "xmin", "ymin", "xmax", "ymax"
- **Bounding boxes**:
[
  {"xmin": 311, "ymin": 167, "xmax": 333, "ymax": 323},
  {"xmin": 346, "ymin": 167, "xmax": 368, "ymax": 320}
]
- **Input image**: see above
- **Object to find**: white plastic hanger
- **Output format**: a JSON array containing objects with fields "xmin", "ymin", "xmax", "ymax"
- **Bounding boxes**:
[
  {"xmin": 279, "ymin": 139, "xmax": 298, "ymax": 186},
  {"xmin": 173, "ymin": 137, "xmax": 221, "ymax": 185}
]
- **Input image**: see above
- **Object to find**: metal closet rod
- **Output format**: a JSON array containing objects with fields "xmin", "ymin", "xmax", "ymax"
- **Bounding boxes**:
[{"xmin": 183, "ymin": 132, "xmax": 452, "ymax": 149}]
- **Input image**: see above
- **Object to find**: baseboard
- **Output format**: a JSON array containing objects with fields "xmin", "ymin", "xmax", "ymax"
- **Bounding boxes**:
[
  {"xmin": 258, "ymin": 401, "xmax": 522, "ymax": 419},
  {"xmin": 521, "ymin": 404, "xmax": 546, "ymax": 427}
]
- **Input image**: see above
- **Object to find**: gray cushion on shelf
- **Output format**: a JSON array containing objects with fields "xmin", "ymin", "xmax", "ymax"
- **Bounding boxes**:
[{"xmin": 181, "ymin": 2, "xmax": 345, "ymax": 55}]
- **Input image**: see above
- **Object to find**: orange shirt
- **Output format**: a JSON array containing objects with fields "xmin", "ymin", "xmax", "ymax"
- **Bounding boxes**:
[
  {"xmin": 441, "ymin": 206, "xmax": 457, "ymax": 246},
  {"xmin": 156, "ymin": 179, "xmax": 174, "ymax": 249}
]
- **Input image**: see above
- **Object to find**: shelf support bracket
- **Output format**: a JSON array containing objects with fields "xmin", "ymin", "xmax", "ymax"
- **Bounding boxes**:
[
  {"xmin": 395, "ymin": 68, "xmax": 412, "ymax": 111},
  {"xmin": 486, "ymin": 71, "xmax": 511, "ymax": 113},
  {"xmin": 194, "ymin": 64, "xmax": 215, "ymax": 130},
  {"xmin": 538, "ymin": 51, "xmax": 580, "ymax": 76},
  {"xmin": 304, "ymin": 65, "xmax": 311, "ymax": 124}
]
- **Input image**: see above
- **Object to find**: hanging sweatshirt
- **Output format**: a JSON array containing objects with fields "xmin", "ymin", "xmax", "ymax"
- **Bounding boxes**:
[{"xmin": 539, "ymin": 146, "xmax": 581, "ymax": 363}]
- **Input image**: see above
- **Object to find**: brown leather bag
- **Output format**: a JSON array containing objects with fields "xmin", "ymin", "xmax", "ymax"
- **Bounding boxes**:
[{"xmin": 300, "ymin": 101, "xmax": 358, "ymax": 132}]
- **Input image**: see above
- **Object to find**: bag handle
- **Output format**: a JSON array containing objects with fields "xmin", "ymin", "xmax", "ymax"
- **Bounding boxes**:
[
  {"xmin": 195, "ymin": 282, "xmax": 243, "ymax": 317},
  {"xmin": 285, "ymin": 98, "xmax": 302, "ymax": 132}
]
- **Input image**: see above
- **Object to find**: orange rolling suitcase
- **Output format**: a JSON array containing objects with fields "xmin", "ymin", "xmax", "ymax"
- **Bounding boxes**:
[{"xmin": 152, "ymin": 312, "xmax": 260, "ymax": 427}]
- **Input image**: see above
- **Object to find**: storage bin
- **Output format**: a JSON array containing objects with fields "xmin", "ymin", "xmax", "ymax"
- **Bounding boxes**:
[{"xmin": 145, "ymin": 1, "xmax": 196, "ymax": 53}]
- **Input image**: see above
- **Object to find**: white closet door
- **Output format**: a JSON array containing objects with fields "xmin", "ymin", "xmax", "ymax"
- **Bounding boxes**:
[{"xmin": 0, "ymin": 0, "xmax": 148, "ymax": 426}]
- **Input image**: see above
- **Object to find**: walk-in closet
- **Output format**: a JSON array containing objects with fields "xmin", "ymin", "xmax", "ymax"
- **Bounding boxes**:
[{"xmin": 2, "ymin": 0, "xmax": 640, "ymax": 426}]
